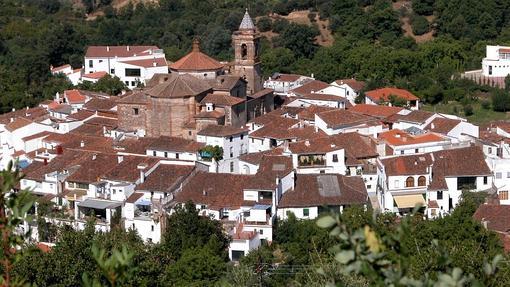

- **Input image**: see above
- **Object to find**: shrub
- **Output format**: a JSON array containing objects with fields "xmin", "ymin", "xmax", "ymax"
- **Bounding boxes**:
[
  {"xmin": 463, "ymin": 104, "xmax": 474, "ymax": 116},
  {"xmin": 256, "ymin": 16, "xmax": 272, "ymax": 32},
  {"xmin": 411, "ymin": 14, "xmax": 430, "ymax": 35}
]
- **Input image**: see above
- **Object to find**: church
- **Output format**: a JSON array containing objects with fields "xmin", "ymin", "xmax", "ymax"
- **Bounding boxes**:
[{"xmin": 118, "ymin": 10, "xmax": 274, "ymax": 139}]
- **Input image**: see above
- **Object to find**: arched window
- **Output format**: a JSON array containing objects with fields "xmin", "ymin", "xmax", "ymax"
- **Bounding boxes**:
[
  {"xmin": 242, "ymin": 165, "xmax": 250, "ymax": 174},
  {"xmin": 418, "ymin": 176, "xmax": 426, "ymax": 186},
  {"xmin": 241, "ymin": 43, "xmax": 248, "ymax": 59},
  {"xmin": 405, "ymin": 177, "xmax": 414, "ymax": 188}
]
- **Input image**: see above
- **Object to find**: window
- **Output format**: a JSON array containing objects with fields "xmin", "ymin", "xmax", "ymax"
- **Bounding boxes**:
[
  {"xmin": 151, "ymin": 225, "xmax": 154, "ymax": 232},
  {"xmin": 418, "ymin": 176, "xmax": 426, "ymax": 186},
  {"xmin": 507, "ymin": 172, "xmax": 510, "ymax": 178},
  {"xmin": 437, "ymin": 191, "xmax": 443, "ymax": 200},
  {"xmin": 125, "ymin": 81, "xmax": 129, "ymax": 86},
  {"xmin": 488, "ymin": 147, "xmax": 493, "ymax": 153},
  {"xmin": 110, "ymin": 68, "xmax": 115, "ymax": 74},
  {"xmin": 332, "ymin": 154, "xmax": 338, "ymax": 162},
  {"xmin": 497, "ymin": 172, "xmax": 502, "ymax": 179},
  {"xmin": 133, "ymin": 108, "xmax": 139, "ymax": 115},
  {"xmin": 125, "ymin": 68, "xmax": 141, "ymax": 77},
  {"xmin": 99, "ymin": 60, "xmax": 103, "ymax": 63},
  {"xmin": 241, "ymin": 134, "xmax": 244, "ymax": 140},
  {"xmin": 415, "ymin": 148, "xmax": 419, "ymax": 153},
  {"xmin": 405, "ymin": 177, "xmax": 414, "ymax": 188},
  {"xmin": 241, "ymin": 43, "xmax": 248, "ymax": 59},
  {"xmin": 400, "ymin": 150, "xmax": 404, "ymax": 155},
  {"xmin": 164, "ymin": 152, "xmax": 168, "ymax": 158},
  {"xmin": 131, "ymin": 81, "xmax": 136, "ymax": 87},
  {"xmin": 367, "ymin": 185, "xmax": 372, "ymax": 189},
  {"xmin": 484, "ymin": 176, "xmax": 488, "ymax": 185},
  {"xmin": 499, "ymin": 190, "xmax": 509, "ymax": 200},
  {"xmin": 229, "ymin": 147, "xmax": 233, "ymax": 158},
  {"xmin": 229, "ymin": 136, "xmax": 233, "ymax": 142},
  {"xmin": 132, "ymin": 223, "xmax": 135, "ymax": 229},
  {"xmin": 88, "ymin": 60, "xmax": 93, "ymax": 68},
  {"xmin": 230, "ymin": 162, "xmax": 234, "ymax": 172},
  {"xmin": 176, "ymin": 153, "xmax": 179, "ymax": 159},
  {"xmin": 259, "ymin": 229, "xmax": 263, "ymax": 235},
  {"xmin": 303, "ymin": 208, "xmax": 309, "ymax": 217},
  {"xmin": 252, "ymin": 138, "xmax": 254, "ymax": 143},
  {"xmin": 152, "ymin": 151, "xmax": 156, "ymax": 156},
  {"xmin": 188, "ymin": 131, "xmax": 192, "ymax": 136}
]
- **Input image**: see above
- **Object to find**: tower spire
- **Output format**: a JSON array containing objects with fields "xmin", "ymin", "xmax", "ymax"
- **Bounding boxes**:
[{"xmin": 239, "ymin": 8, "xmax": 255, "ymax": 31}]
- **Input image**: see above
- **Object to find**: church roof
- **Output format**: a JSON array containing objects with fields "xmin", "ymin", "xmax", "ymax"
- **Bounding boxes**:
[
  {"xmin": 169, "ymin": 39, "xmax": 223, "ymax": 72},
  {"xmin": 145, "ymin": 73, "xmax": 212, "ymax": 98},
  {"xmin": 239, "ymin": 9, "xmax": 255, "ymax": 31}
]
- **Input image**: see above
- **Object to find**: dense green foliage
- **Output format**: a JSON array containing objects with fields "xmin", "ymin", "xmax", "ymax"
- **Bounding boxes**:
[{"xmin": 1, "ymin": 0, "xmax": 510, "ymax": 115}]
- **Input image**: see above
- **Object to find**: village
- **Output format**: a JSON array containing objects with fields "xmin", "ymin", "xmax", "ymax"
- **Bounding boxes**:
[{"xmin": 6, "ymin": 10, "xmax": 510, "ymax": 260}]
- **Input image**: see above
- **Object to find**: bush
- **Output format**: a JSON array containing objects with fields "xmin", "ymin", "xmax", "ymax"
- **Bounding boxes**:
[
  {"xmin": 411, "ymin": 14, "xmax": 430, "ymax": 35},
  {"xmin": 492, "ymin": 89, "xmax": 510, "ymax": 112},
  {"xmin": 308, "ymin": 12, "xmax": 316, "ymax": 22},
  {"xmin": 463, "ymin": 104, "xmax": 474, "ymax": 116},
  {"xmin": 272, "ymin": 18, "xmax": 290, "ymax": 33},
  {"xmin": 481, "ymin": 100, "xmax": 491, "ymax": 109},
  {"xmin": 256, "ymin": 16, "xmax": 272, "ymax": 32}
]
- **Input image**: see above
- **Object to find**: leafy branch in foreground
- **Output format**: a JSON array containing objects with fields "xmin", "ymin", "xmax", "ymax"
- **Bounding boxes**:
[
  {"xmin": 82, "ymin": 244, "xmax": 135, "ymax": 287},
  {"xmin": 316, "ymin": 207, "xmax": 504, "ymax": 286},
  {"xmin": 0, "ymin": 161, "xmax": 35, "ymax": 287}
]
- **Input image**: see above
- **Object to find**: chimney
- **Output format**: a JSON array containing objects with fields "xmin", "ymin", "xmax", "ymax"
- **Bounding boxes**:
[
  {"xmin": 431, "ymin": 123, "xmax": 435, "ymax": 129},
  {"xmin": 311, "ymin": 73, "xmax": 314, "ymax": 79},
  {"xmin": 80, "ymin": 140, "xmax": 85, "ymax": 147},
  {"xmin": 9, "ymin": 118, "xmax": 13, "ymax": 123},
  {"xmin": 117, "ymin": 155, "xmax": 124, "ymax": 163},
  {"xmin": 106, "ymin": 46, "xmax": 110, "ymax": 52},
  {"xmin": 137, "ymin": 163, "xmax": 148, "ymax": 183},
  {"xmin": 152, "ymin": 61, "xmax": 157, "ymax": 67},
  {"xmin": 202, "ymin": 190, "xmax": 208, "ymax": 196},
  {"xmin": 126, "ymin": 45, "xmax": 130, "ymax": 51},
  {"xmin": 305, "ymin": 140, "xmax": 310, "ymax": 147},
  {"xmin": 12, "ymin": 108, "xmax": 15, "ymax": 112},
  {"xmin": 92, "ymin": 154, "xmax": 97, "ymax": 160}
]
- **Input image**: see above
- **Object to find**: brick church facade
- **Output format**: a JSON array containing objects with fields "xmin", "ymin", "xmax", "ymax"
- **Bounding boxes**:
[{"xmin": 118, "ymin": 10, "xmax": 273, "ymax": 138}]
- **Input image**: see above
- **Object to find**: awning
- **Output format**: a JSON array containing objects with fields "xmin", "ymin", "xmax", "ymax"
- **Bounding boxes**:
[
  {"xmin": 78, "ymin": 199, "xmax": 122, "ymax": 209},
  {"xmin": 135, "ymin": 199, "xmax": 152, "ymax": 206},
  {"xmin": 394, "ymin": 194, "xmax": 425, "ymax": 209}
]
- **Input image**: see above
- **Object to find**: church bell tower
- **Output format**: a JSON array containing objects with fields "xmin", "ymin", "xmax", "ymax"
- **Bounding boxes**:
[{"xmin": 232, "ymin": 9, "xmax": 263, "ymax": 95}]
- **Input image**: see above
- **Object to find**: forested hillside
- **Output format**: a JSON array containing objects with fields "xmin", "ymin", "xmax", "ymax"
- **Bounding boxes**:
[{"xmin": 1, "ymin": 0, "xmax": 510, "ymax": 114}]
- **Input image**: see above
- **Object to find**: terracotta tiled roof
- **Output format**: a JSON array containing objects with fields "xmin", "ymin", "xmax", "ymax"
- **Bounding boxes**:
[
  {"xmin": 474, "ymin": 204, "xmax": 510, "ymax": 234},
  {"xmin": 84, "ymin": 117, "xmax": 118, "ymax": 128},
  {"xmin": 349, "ymin": 104, "xmax": 403, "ymax": 118},
  {"xmin": 299, "ymin": 93, "xmax": 348, "ymax": 102},
  {"xmin": 114, "ymin": 137, "xmax": 159, "ymax": 155},
  {"xmin": 144, "ymin": 73, "xmax": 212, "ymax": 98},
  {"xmin": 51, "ymin": 64, "xmax": 71, "ymax": 73},
  {"xmin": 378, "ymin": 129, "xmax": 448, "ymax": 146},
  {"xmin": 68, "ymin": 110, "xmax": 95, "ymax": 121},
  {"xmin": 66, "ymin": 153, "xmax": 120, "ymax": 184},
  {"xmin": 22, "ymin": 150, "xmax": 91, "ymax": 181},
  {"xmin": 290, "ymin": 80, "xmax": 330, "ymax": 96},
  {"xmin": 65, "ymin": 90, "xmax": 87, "ymax": 104},
  {"xmin": 317, "ymin": 109, "xmax": 379, "ymax": 129},
  {"xmin": 245, "ymin": 155, "xmax": 294, "ymax": 190},
  {"xmin": 365, "ymin": 88, "xmax": 419, "ymax": 103},
  {"xmin": 0, "ymin": 107, "xmax": 48, "ymax": 125},
  {"xmin": 101, "ymin": 156, "xmax": 159, "ymax": 182},
  {"xmin": 82, "ymin": 71, "xmax": 107, "ymax": 80},
  {"xmin": 334, "ymin": 79, "xmax": 365, "ymax": 91},
  {"xmin": 250, "ymin": 88, "xmax": 274, "ymax": 99},
  {"xmin": 381, "ymin": 153, "xmax": 433, "ymax": 176},
  {"xmin": 118, "ymin": 93, "xmax": 149, "ymax": 105},
  {"xmin": 44, "ymin": 133, "xmax": 114, "ymax": 154},
  {"xmin": 288, "ymin": 132, "xmax": 378, "ymax": 159},
  {"xmin": 198, "ymin": 125, "xmax": 248, "ymax": 137},
  {"xmin": 126, "ymin": 192, "xmax": 144, "ymax": 203},
  {"xmin": 169, "ymin": 40, "xmax": 223, "ymax": 71},
  {"xmin": 200, "ymin": 93, "xmax": 245, "ymax": 106},
  {"xmin": 239, "ymin": 148, "xmax": 284, "ymax": 165},
  {"xmin": 85, "ymin": 46, "xmax": 159, "ymax": 58},
  {"xmin": 432, "ymin": 146, "xmax": 491, "ymax": 177},
  {"xmin": 424, "ymin": 118, "xmax": 462, "ymax": 134},
  {"xmin": 176, "ymin": 172, "xmax": 254, "ymax": 209},
  {"xmin": 5, "ymin": 118, "xmax": 33, "ymax": 132},
  {"xmin": 384, "ymin": 110, "xmax": 435, "ymax": 124},
  {"xmin": 147, "ymin": 136, "xmax": 204, "ymax": 153},
  {"xmin": 83, "ymin": 98, "xmax": 117, "ymax": 112},
  {"xmin": 136, "ymin": 164, "xmax": 195, "ymax": 192},
  {"xmin": 71, "ymin": 124, "xmax": 104, "ymax": 136},
  {"xmin": 209, "ymin": 75, "xmax": 243, "ymax": 91},
  {"xmin": 279, "ymin": 174, "xmax": 368, "ymax": 208},
  {"xmin": 22, "ymin": 131, "xmax": 52, "ymax": 142},
  {"xmin": 250, "ymin": 118, "xmax": 309, "ymax": 140},
  {"xmin": 120, "ymin": 57, "xmax": 168, "ymax": 68},
  {"xmin": 295, "ymin": 105, "xmax": 335, "ymax": 121}
]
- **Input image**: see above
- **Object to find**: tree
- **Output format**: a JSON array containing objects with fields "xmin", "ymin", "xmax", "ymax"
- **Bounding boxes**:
[
  {"xmin": 411, "ymin": 14, "xmax": 430, "ymax": 35},
  {"xmin": 261, "ymin": 47, "xmax": 296, "ymax": 77},
  {"xmin": 491, "ymin": 89, "xmax": 510, "ymax": 112},
  {"xmin": 273, "ymin": 23, "xmax": 319, "ymax": 58},
  {"xmin": 412, "ymin": 0, "xmax": 435, "ymax": 16},
  {"xmin": 505, "ymin": 75, "xmax": 510, "ymax": 91},
  {"xmin": 256, "ymin": 16, "xmax": 272, "ymax": 32},
  {"xmin": 161, "ymin": 202, "xmax": 230, "ymax": 260}
]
